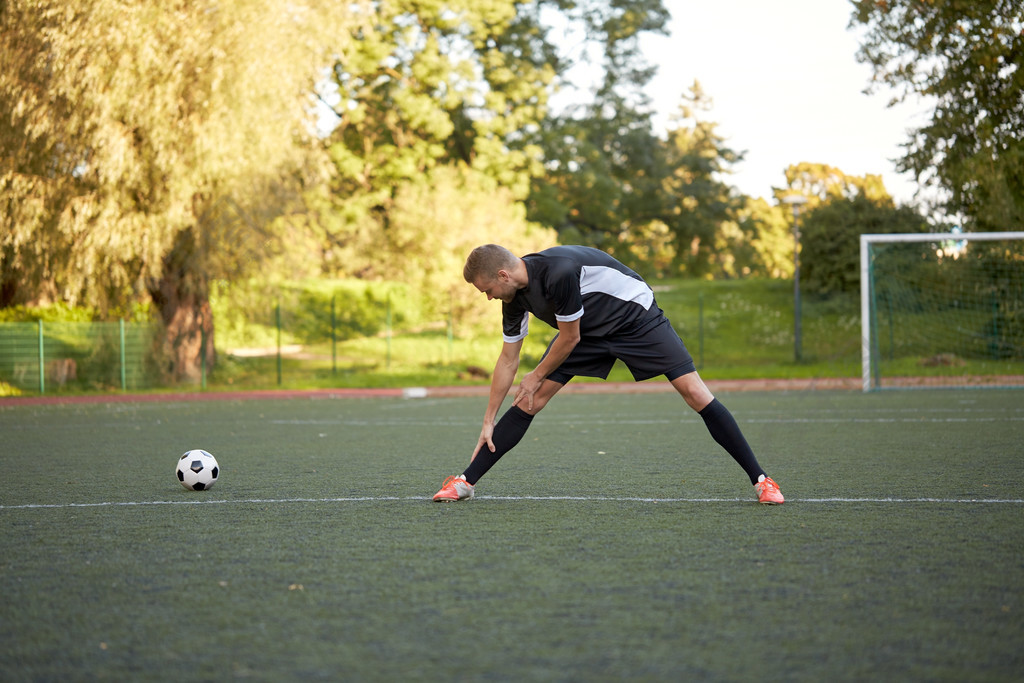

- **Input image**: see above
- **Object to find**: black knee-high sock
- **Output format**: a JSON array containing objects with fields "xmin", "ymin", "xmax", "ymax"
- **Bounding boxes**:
[
  {"xmin": 699, "ymin": 398, "xmax": 765, "ymax": 485},
  {"xmin": 462, "ymin": 405, "xmax": 535, "ymax": 485}
]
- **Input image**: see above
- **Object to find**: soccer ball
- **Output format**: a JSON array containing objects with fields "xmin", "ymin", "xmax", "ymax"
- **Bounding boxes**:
[{"xmin": 176, "ymin": 449, "xmax": 220, "ymax": 490}]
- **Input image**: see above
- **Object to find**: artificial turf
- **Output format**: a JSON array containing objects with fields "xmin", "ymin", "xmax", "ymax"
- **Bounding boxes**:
[{"xmin": 1, "ymin": 389, "xmax": 1022, "ymax": 681}]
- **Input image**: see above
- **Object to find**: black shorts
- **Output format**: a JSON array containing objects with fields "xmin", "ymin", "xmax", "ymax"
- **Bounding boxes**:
[{"xmin": 544, "ymin": 314, "xmax": 695, "ymax": 384}]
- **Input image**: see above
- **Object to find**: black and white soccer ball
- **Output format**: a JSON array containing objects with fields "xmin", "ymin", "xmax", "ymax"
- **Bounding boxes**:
[{"xmin": 176, "ymin": 449, "xmax": 219, "ymax": 491}]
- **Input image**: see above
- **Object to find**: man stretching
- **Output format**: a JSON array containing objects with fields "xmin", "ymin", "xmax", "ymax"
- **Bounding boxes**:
[{"xmin": 432, "ymin": 244, "xmax": 784, "ymax": 505}]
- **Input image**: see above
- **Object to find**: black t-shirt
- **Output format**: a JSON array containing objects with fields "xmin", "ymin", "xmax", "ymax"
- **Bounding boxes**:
[{"xmin": 501, "ymin": 246, "xmax": 657, "ymax": 342}]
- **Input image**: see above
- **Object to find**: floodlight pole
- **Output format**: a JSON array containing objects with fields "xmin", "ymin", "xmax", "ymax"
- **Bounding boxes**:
[{"xmin": 783, "ymin": 194, "xmax": 809, "ymax": 363}]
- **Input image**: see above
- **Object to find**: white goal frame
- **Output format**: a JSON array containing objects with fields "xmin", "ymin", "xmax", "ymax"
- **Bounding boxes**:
[{"xmin": 860, "ymin": 231, "xmax": 1024, "ymax": 392}]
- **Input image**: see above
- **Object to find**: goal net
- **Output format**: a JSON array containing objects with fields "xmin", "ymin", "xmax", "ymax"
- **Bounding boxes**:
[{"xmin": 860, "ymin": 231, "xmax": 1024, "ymax": 391}]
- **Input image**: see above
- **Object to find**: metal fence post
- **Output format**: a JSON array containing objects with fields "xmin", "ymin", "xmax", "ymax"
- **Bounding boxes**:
[
  {"xmin": 200, "ymin": 323, "xmax": 207, "ymax": 390},
  {"xmin": 698, "ymin": 291, "xmax": 704, "ymax": 370},
  {"xmin": 37, "ymin": 320, "xmax": 45, "ymax": 394},
  {"xmin": 447, "ymin": 291, "xmax": 454, "ymax": 366},
  {"xmin": 120, "ymin": 319, "xmax": 127, "ymax": 390},
  {"xmin": 991, "ymin": 293, "xmax": 999, "ymax": 360},
  {"xmin": 331, "ymin": 294, "xmax": 337, "ymax": 375},
  {"xmin": 276, "ymin": 302, "xmax": 283, "ymax": 386}
]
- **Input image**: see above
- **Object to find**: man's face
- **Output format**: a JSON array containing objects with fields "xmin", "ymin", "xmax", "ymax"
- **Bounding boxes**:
[{"xmin": 473, "ymin": 273, "xmax": 517, "ymax": 303}]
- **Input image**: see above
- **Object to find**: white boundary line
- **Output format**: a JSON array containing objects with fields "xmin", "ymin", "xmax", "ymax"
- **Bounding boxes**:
[{"xmin": 1, "ymin": 495, "xmax": 1022, "ymax": 510}]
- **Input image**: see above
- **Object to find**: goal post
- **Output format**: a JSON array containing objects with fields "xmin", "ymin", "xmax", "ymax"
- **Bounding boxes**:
[{"xmin": 860, "ymin": 231, "xmax": 1024, "ymax": 392}]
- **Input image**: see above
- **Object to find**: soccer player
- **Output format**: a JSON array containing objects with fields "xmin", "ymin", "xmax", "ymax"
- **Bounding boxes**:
[{"xmin": 432, "ymin": 244, "xmax": 785, "ymax": 505}]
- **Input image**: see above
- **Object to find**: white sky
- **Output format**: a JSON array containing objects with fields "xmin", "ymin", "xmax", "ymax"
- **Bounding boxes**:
[{"xmin": 642, "ymin": 0, "xmax": 932, "ymax": 204}]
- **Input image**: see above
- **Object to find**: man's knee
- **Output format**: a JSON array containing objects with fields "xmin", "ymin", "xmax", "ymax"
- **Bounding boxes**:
[{"xmin": 670, "ymin": 371, "xmax": 714, "ymax": 411}]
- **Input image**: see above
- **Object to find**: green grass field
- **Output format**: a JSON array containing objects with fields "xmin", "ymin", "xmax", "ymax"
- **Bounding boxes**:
[{"xmin": 2, "ymin": 389, "xmax": 1023, "ymax": 681}]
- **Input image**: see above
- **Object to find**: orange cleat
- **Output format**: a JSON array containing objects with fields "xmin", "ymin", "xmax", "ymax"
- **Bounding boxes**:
[
  {"xmin": 755, "ymin": 476, "xmax": 784, "ymax": 505},
  {"xmin": 432, "ymin": 475, "xmax": 475, "ymax": 502}
]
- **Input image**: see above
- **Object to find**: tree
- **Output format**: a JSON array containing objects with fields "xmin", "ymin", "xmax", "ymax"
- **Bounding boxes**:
[
  {"xmin": 532, "ymin": 0, "xmax": 672, "ymax": 258},
  {"xmin": 660, "ymin": 83, "xmax": 744, "ymax": 278},
  {"xmin": 772, "ymin": 162, "xmax": 929, "ymax": 295},
  {"xmin": 530, "ymin": 81, "xmax": 747, "ymax": 279},
  {"xmin": 371, "ymin": 166, "xmax": 556, "ymax": 328},
  {"xmin": 0, "ymin": 0, "xmax": 346, "ymax": 379},
  {"xmin": 776, "ymin": 162, "xmax": 890, "ymax": 207},
  {"xmin": 318, "ymin": 0, "xmax": 563, "ymax": 215},
  {"xmin": 851, "ymin": 0, "xmax": 1024, "ymax": 230},
  {"xmin": 530, "ymin": 98, "xmax": 668, "ymax": 257},
  {"xmin": 731, "ymin": 198, "xmax": 794, "ymax": 279},
  {"xmin": 317, "ymin": 0, "xmax": 671, "ymax": 285},
  {"xmin": 799, "ymin": 195, "xmax": 929, "ymax": 296}
]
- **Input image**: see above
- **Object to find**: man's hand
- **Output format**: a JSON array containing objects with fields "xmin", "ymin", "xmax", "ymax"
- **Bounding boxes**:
[
  {"xmin": 513, "ymin": 318, "xmax": 580, "ymax": 414},
  {"xmin": 471, "ymin": 421, "xmax": 496, "ymax": 461},
  {"xmin": 512, "ymin": 370, "xmax": 543, "ymax": 412}
]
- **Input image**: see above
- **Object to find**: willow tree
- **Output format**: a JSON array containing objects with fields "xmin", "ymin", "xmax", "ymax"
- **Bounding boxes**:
[{"xmin": 0, "ymin": 0, "xmax": 347, "ymax": 379}]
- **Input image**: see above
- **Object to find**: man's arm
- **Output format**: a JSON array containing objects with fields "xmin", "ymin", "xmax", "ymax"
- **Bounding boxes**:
[
  {"xmin": 473, "ymin": 338, "xmax": 523, "ymax": 459},
  {"xmin": 513, "ymin": 317, "xmax": 580, "ymax": 411}
]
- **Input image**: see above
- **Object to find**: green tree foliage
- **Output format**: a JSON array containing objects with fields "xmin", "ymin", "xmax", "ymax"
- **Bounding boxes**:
[
  {"xmin": 318, "ymin": 0, "xmax": 559, "ymax": 226},
  {"xmin": 732, "ymin": 198, "xmax": 794, "ymax": 279},
  {"xmin": 773, "ymin": 162, "xmax": 929, "ymax": 296},
  {"xmin": 402, "ymin": 168, "xmax": 556, "ymax": 327},
  {"xmin": 851, "ymin": 0, "xmax": 1024, "ymax": 229},
  {"xmin": 660, "ymin": 84, "xmax": 744, "ymax": 278},
  {"xmin": 534, "ymin": 81, "xmax": 749, "ymax": 280},
  {"xmin": 0, "ymin": 0, "xmax": 346, "ymax": 378},
  {"xmin": 799, "ymin": 194, "xmax": 929, "ymax": 296},
  {"xmin": 531, "ymin": 98, "xmax": 666, "ymax": 257},
  {"xmin": 317, "ymin": 0, "xmax": 672, "ymax": 287},
  {"xmin": 343, "ymin": 165, "xmax": 556, "ymax": 326},
  {"xmin": 778, "ymin": 162, "xmax": 890, "ymax": 206}
]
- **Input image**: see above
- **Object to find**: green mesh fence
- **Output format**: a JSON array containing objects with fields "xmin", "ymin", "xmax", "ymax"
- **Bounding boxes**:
[{"xmin": 0, "ymin": 321, "xmax": 161, "ymax": 394}]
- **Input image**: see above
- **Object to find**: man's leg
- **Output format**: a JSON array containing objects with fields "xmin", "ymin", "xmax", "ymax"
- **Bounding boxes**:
[
  {"xmin": 670, "ymin": 371, "xmax": 767, "ymax": 486},
  {"xmin": 462, "ymin": 378, "xmax": 565, "ymax": 484},
  {"xmin": 434, "ymin": 378, "xmax": 568, "ymax": 501}
]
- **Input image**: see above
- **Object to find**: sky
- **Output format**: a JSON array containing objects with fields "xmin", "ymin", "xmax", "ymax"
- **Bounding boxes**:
[{"xmin": 641, "ymin": 0, "xmax": 932, "ymax": 204}]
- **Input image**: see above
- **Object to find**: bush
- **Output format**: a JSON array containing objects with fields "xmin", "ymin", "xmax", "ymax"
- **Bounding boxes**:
[
  {"xmin": 291, "ymin": 285, "xmax": 389, "ymax": 343},
  {"xmin": 0, "ymin": 303, "xmax": 96, "ymax": 323}
]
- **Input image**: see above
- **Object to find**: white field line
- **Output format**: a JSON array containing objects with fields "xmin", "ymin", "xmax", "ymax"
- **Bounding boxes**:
[
  {"xmin": 2, "ymin": 496, "xmax": 1022, "ymax": 510},
  {"xmin": 266, "ymin": 415, "xmax": 1024, "ymax": 426}
]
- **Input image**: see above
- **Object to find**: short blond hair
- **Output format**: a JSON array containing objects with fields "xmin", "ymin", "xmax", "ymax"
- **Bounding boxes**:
[{"xmin": 463, "ymin": 244, "xmax": 518, "ymax": 283}]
